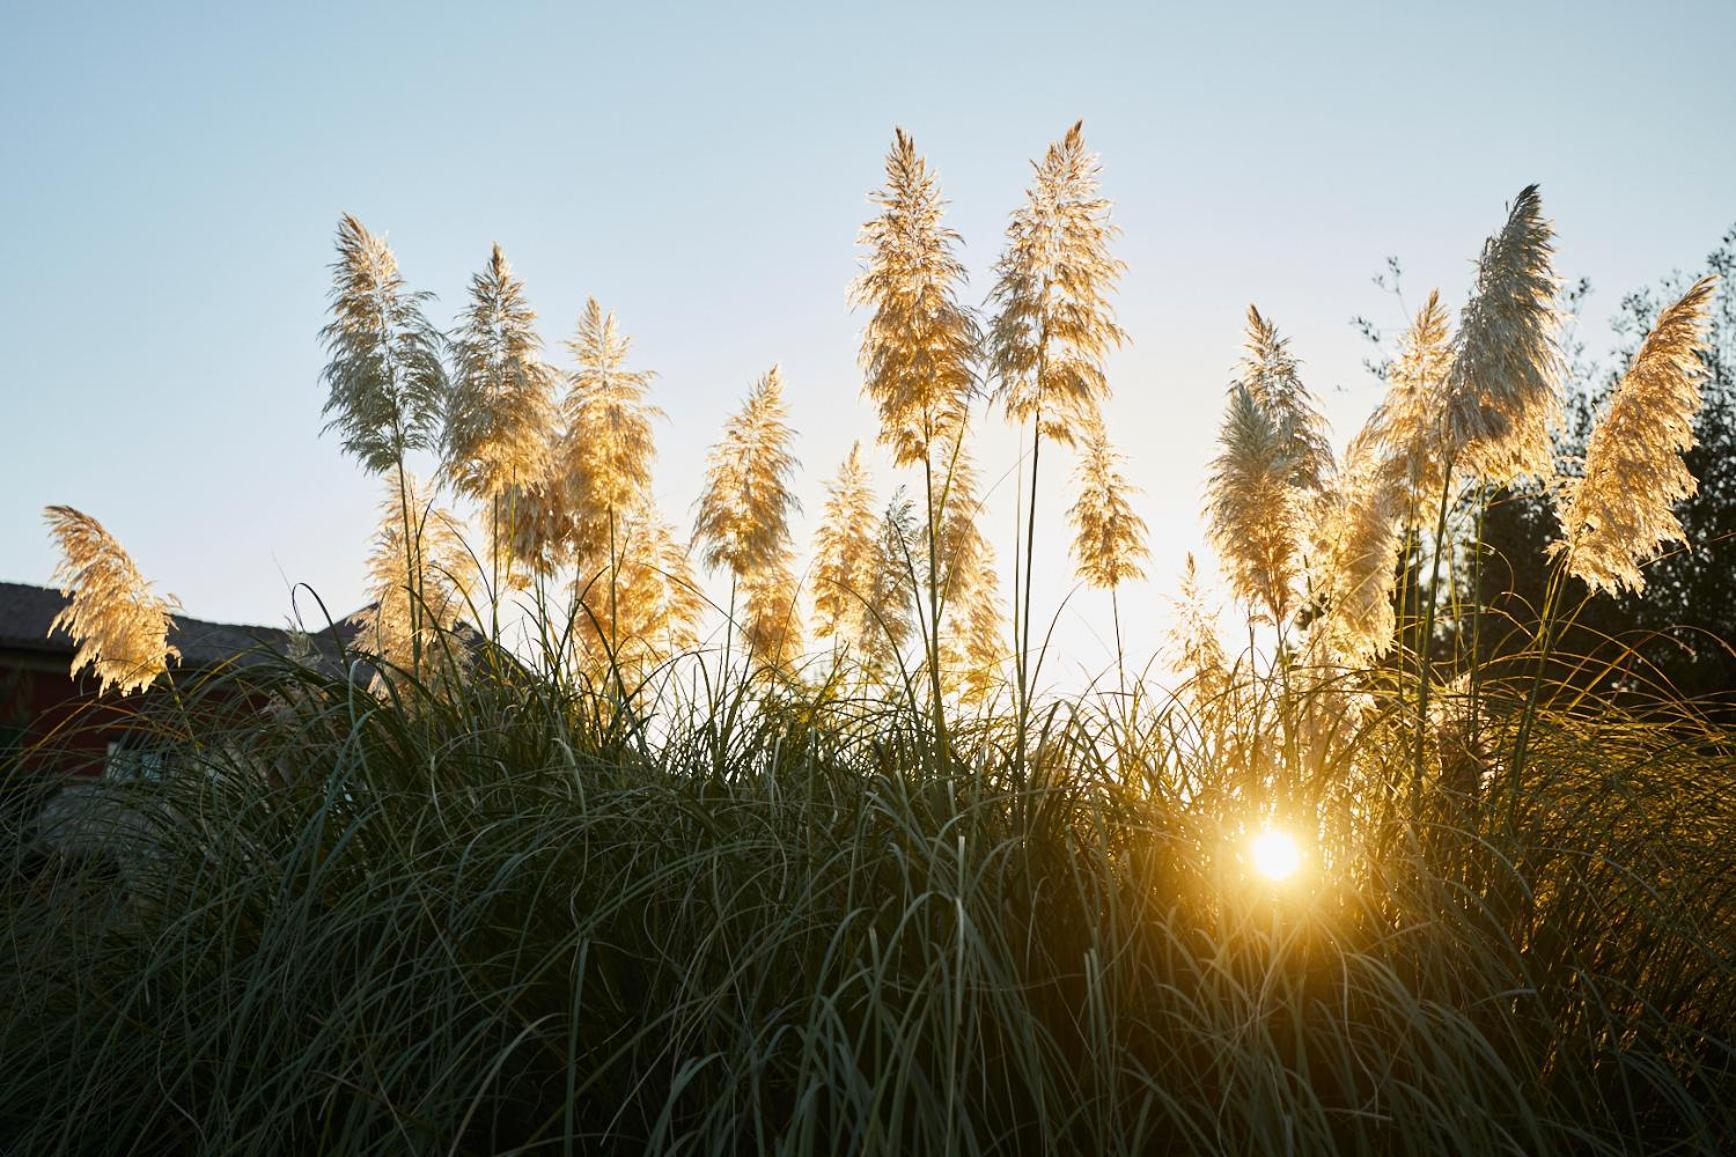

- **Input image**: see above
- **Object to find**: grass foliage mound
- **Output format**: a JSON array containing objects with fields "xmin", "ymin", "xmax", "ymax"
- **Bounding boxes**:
[{"xmin": 2, "ymin": 644, "xmax": 1732, "ymax": 1156}]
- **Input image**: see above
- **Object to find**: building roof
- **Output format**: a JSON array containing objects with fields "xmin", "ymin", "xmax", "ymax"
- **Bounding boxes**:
[{"xmin": 0, "ymin": 581, "xmax": 353, "ymax": 671}]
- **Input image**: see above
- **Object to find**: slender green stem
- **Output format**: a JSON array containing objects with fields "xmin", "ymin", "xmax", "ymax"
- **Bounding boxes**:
[
  {"xmin": 922, "ymin": 451, "xmax": 951, "ymax": 774},
  {"xmin": 1506, "ymin": 562, "xmax": 1568, "ymax": 834},
  {"xmin": 1412, "ymin": 470, "xmax": 1456, "ymax": 809}
]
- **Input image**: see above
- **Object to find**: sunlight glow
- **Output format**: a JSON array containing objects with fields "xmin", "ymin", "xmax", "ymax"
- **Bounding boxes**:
[{"xmin": 1250, "ymin": 829, "xmax": 1302, "ymax": 882}]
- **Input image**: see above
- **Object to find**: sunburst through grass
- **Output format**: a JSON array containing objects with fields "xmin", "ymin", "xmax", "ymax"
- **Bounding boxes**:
[{"xmin": 7, "ymin": 135, "xmax": 1734, "ymax": 1157}]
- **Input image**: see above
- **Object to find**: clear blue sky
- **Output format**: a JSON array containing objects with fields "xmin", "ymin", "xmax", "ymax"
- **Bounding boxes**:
[{"xmin": 3, "ymin": 0, "xmax": 1733, "ymax": 678}]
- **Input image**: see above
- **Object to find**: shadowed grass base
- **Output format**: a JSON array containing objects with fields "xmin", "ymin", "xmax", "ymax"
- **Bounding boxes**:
[{"xmin": 2, "ymin": 656, "xmax": 1731, "ymax": 1155}]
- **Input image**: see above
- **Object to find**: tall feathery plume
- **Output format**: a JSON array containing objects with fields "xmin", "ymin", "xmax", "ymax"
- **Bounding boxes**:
[
  {"xmin": 318, "ymin": 214, "xmax": 448, "ymax": 475},
  {"xmin": 1442, "ymin": 185, "xmax": 1564, "ymax": 485},
  {"xmin": 988, "ymin": 120, "xmax": 1126, "ymax": 446},
  {"xmin": 1307, "ymin": 292, "xmax": 1452, "ymax": 668},
  {"xmin": 1311, "ymin": 426, "xmax": 1406, "ymax": 665},
  {"xmin": 1206, "ymin": 385, "xmax": 1305, "ymax": 625},
  {"xmin": 443, "ymin": 245, "xmax": 559, "ymax": 585},
  {"xmin": 318, "ymin": 214, "xmax": 448, "ymax": 656},
  {"xmin": 930, "ymin": 438, "xmax": 1006, "ymax": 702},
  {"xmin": 502, "ymin": 473, "xmax": 573, "ymax": 580},
  {"xmin": 1239, "ymin": 306, "xmax": 1333, "ymax": 494},
  {"xmin": 574, "ymin": 500, "xmax": 703, "ymax": 687},
  {"xmin": 954, "ymin": 554, "xmax": 1006, "ymax": 705},
  {"xmin": 693, "ymin": 366, "xmax": 804, "ymax": 667},
  {"xmin": 1369, "ymin": 290, "xmax": 1455, "ymax": 509},
  {"xmin": 988, "ymin": 120, "xmax": 1126, "ymax": 706},
  {"xmin": 358, "ymin": 469, "xmax": 473, "ymax": 677},
  {"xmin": 860, "ymin": 491, "xmax": 919, "ymax": 679},
  {"xmin": 560, "ymin": 299, "xmax": 662, "ymax": 567},
  {"xmin": 851, "ymin": 128, "xmax": 979, "ymax": 469},
  {"xmin": 851, "ymin": 129, "xmax": 982, "ymax": 724},
  {"xmin": 43, "ymin": 506, "xmax": 179, "ymax": 697},
  {"xmin": 810, "ymin": 443, "xmax": 880, "ymax": 652},
  {"xmin": 741, "ymin": 553, "xmax": 805, "ymax": 672},
  {"xmin": 1068, "ymin": 416, "xmax": 1150, "ymax": 589},
  {"xmin": 1166, "ymin": 553, "xmax": 1230, "ymax": 709},
  {"xmin": 1557, "ymin": 275, "xmax": 1718, "ymax": 595}
]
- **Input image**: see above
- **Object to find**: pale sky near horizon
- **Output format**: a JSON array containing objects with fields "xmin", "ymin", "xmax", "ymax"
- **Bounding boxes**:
[{"xmin": 4, "ymin": 0, "xmax": 1733, "ymax": 683}]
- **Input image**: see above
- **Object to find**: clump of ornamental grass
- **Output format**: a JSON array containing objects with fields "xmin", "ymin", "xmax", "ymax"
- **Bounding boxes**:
[
  {"xmin": 1557, "ymin": 274, "xmax": 1719, "ymax": 594},
  {"xmin": 12, "ymin": 141, "xmax": 1735, "ymax": 1157},
  {"xmin": 2, "ymin": 624, "xmax": 1730, "ymax": 1157},
  {"xmin": 42, "ymin": 505, "xmax": 179, "ymax": 697}
]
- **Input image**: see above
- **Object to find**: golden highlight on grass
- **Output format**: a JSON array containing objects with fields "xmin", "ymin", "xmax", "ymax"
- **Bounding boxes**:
[
  {"xmin": 561, "ymin": 298, "xmax": 662, "ymax": 568},
  {"xmin": 809, "ymin": 442, "xmax": 879, "ymax": 655},
  {"xmin": 1369, "ymin": 288, "xmax": 1455, "ymax": 509},
  {"xmin": 1068, "ymin": 417, "xmax": 1149, "ymax": 590},
  {"xmin": 1444, "ymin": 184, "xmax": 1565, "ymax": 486},
  {"xmin": 852, "ymin": 128, "xmax": 979, "ymax": 470},
  {"xmin": 988, "ymin": 120, "xmax": 1125, "ymax": 444},
  {"xmin": 1309, "ymin": 430, "xmax": 1406, "ymax": 664},
  {"xmin": 925, "ymin": 438, "xmax": 1005, "ymax": 702},
  {"xmin": 989, "ymin": 120, "xmax": 1127, "ymax": 718},
  {"xmin": 1166, "ymin": 551, "xmax": 1230, "ymax": 706},
  {"xmin": 358, "ymin": 469, "xmax": 472, "ymax": 680},
  {"xmin": 42, "ymin": 505, "xmax": 179, "ymax": 696},
  {"xmin": 317, "ymin": 213, "xmax": 448, "ymax": 477},
  {"xmin": 694, "ymin": 366, "xmax": 804, "ymax": 668},
  {"xmin": 444, "ymin": 244, "xmax": 559, "ymax": 570},
  {"xmin": 1207, "ymin": 384, "xmax": 1306, "ymax": 625},
  {"xmin": 13, "ymin": 134, "xmax": 1736, "ymax": 1157},
  {"xmin": 573, "ymin": 499, "xmax": 704, "ymax": 687},
  {"xmin": 861, "ymin": 490, "xmax": 919, "ymax": 678},
  {"xmin": 1238, "ymin": 305, "xmax": 1333, "ymax": 495},
  {"xmin": 1557, "ymin": 275, "xmax": 1718, "ymax": 594}
]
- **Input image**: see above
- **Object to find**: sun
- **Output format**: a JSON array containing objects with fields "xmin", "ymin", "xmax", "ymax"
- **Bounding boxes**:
[{"xmin": 1250, "ymin": 829, "xmax": 1302, "ymax": 882}]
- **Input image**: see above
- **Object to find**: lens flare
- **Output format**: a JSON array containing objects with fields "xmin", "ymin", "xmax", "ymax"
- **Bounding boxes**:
[{"xmin": 1250, "ymin": 829, "xmax": 1301, "ymax": 881}]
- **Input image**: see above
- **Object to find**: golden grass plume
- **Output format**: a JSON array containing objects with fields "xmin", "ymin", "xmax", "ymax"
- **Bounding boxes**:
[
  {"xmin": 1556, "ymin": 274, "xmax": 1719, "ymax": 595},
  {"xmin": 44, "ymin": 505, "xmax": 180, "ymax": 697}
]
